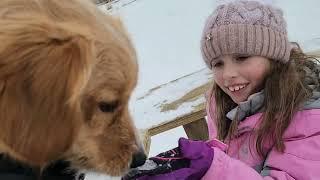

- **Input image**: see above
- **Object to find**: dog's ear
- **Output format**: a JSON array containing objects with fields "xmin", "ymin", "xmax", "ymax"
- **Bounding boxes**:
[{"xmin": 0, "ymin": 17, "xmax": 95, "ymax": 166}]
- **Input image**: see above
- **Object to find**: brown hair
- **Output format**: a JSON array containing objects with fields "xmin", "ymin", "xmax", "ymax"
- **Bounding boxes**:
[{"xmin": 208, "ymin": 43, "xmax": 320, "ymax": 157}]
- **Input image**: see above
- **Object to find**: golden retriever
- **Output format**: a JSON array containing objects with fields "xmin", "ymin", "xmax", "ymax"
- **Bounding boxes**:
[{"xmin": 0, "ymin": 0, "xmax": 145, "ymax": 177}]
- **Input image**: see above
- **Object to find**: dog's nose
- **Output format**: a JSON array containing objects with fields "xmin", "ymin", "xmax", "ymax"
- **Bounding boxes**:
[{"xmin": 130, "ymin": 150, "xmax": 147, "ymax": 168}]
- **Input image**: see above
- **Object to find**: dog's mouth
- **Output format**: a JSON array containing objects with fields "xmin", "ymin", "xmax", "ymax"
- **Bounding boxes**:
[{"xmin": 68, "ymin": 153, "xmax": 132, "ymax": 177}]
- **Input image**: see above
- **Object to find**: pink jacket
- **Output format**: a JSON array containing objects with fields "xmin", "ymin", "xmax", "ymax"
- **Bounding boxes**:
[{"xmin": 202, "ymin": 101, "xmax": 320, "ymax": 179}]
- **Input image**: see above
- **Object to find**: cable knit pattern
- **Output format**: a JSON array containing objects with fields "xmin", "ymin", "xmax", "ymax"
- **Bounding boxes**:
[
  {"xmin": 201, "ymin": 1, "xmax": 292, "ymax": 69},
  {"xmin": 212, "ymin": 1, "xmax": 286, "ymax": 33}
]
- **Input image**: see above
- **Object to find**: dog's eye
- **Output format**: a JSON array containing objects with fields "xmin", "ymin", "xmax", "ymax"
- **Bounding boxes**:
[{"xmin": 98, "ymin": 101, "xmax": 118, "ymax": 113}]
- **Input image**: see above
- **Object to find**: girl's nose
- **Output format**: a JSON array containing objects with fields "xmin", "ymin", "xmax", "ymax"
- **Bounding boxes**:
[{"xmin": 223, "ymin": 61, "xmax": 238, "ymax": 79}]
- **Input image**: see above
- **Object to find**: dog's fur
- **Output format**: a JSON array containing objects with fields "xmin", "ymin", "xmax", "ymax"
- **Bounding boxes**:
[{"xmin": 0, "ymin": 0, "xmax": 140, "ymax": 176}]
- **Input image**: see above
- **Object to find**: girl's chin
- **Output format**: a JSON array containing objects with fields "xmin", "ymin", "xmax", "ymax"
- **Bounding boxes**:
[
  {"xmin": 228, "ymin": 91, "xmax": 250, "ymax": 104},
  {"xmin": 231, "ymin": 97, "xmax": 248, "ymax": 104}
]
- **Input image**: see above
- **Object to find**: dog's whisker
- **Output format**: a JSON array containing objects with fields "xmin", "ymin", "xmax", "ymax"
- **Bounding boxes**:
[{"xmin": 77, "ymin": 156, "xmax": 89, "ymax": 165}]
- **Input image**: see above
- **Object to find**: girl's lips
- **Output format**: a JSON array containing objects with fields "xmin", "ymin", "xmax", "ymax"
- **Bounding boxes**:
[{"xmin": 227, "ymin": 84, "xmax": 248, "ymax": 92}]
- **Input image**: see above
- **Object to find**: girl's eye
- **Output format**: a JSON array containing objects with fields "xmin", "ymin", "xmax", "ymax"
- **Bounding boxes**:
[
  {"xmin": 236, "ymin": 56, "xmax": 249, "ymax": 61},
  {"xmin": 98, "ymin": 101, "xmax": 119, "ymax": 113},
  {"xmin": 212, "ymin": 61, "xmax": 223, "ymax": 68}
]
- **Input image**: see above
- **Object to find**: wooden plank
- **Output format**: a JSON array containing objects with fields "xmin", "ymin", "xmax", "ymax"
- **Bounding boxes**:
[
  {"xmin": 142, "ymin": 108, "xmax": 206, "ymax": 155},
  {"xmin": 308, "ymin": 50, "xmax": 320, "ymax": 56},
  {"xmin": 148, "ymin": 108, "xmax": 206, "ymax": 136}
]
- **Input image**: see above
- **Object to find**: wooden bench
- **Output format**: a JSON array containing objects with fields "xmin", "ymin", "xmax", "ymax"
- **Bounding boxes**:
[{"xmin": 133, "ymin": 68, "xmax": 213, "ymax": 154}]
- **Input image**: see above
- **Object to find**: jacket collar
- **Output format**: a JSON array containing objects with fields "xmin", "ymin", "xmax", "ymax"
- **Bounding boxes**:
[
  {"xmin": 226, "ymin": 91, "xmax": 264, "ymax": 121},
  {"xmin": 226, "ymin": 87, "xmax": 320, "ymax": 122}
]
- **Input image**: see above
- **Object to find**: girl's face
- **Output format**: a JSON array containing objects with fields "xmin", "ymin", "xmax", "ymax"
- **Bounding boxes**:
[{"xmin": 212, "ymin": 55, "xmax": 271, "ymax": 104}]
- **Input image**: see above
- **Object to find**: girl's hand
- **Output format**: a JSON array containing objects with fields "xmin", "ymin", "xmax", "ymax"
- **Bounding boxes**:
[{"xmin": 122, "ymin": 138, "xmax": 214, "ymax": 180}]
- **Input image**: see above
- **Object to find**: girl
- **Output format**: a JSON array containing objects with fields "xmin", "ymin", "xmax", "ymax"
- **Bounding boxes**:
[
  {"xmin": 201, "ymin": 0, "xmax": 320, "ymax": 179},
  {"xmin": 123, "ymin": 0, "xmax": 320, "ymax": 179}
]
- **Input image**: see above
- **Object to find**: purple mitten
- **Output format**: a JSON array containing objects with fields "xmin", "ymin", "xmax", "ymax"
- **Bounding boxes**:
[{"xmin": 123, "ymin": 138, "xmax": 214, "ymax": 180}]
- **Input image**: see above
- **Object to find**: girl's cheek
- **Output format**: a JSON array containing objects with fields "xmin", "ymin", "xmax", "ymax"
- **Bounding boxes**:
[
  {"xmin": 213, "ymin": 72, "xmax": 224, "ymax": 88},
  {"xmin": 213, "ymin": 70, "xmax": 222, "ymax": 81}
]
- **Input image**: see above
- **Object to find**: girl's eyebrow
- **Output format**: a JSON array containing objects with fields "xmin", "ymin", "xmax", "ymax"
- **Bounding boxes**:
[
  {"xmin": 211, "ymin": 58, "xmax": 221, "ymax": 64},
  {"xmin": 213, "ymin": 57, "xmax": 222, "ymax": 61}
]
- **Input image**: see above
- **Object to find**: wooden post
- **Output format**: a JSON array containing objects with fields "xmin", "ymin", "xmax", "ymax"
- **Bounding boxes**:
[
  {"xmin": 183, "ymin": 118, "xmax": 209, "ymax": 141},
  {"xmin": 143, "ymin": 134, "xmax": 151, "ymax": 155},
  {"xmin": 139, "ymin": 130, "xmax": 151, "ymax": 156}
]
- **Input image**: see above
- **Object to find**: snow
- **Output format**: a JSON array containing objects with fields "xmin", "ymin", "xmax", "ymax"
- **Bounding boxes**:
[
  {"xmin": 132, "ymin": 68, "xmax": 211, "ymax": 130},
  {"xmin": 86, "ymin": 0, "xmax": 320, "ymax": 179},
  {"xmin": 148, "ymin": 126, "xmax": 185, "ymax": 156},
  {"xmin": 107, "ymin": 0, "xmax": 218, "ymax": 94}
]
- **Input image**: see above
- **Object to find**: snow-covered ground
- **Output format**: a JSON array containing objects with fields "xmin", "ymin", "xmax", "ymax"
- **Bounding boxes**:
[{"xmin": 91, "ymin": 0, "xmax": 320, "ymax": 179}]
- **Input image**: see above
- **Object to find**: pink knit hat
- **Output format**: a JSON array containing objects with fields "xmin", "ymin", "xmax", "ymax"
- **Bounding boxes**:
[{"xmin": 201, "ymin": 1, "xmax": 292, "ymax": 69}]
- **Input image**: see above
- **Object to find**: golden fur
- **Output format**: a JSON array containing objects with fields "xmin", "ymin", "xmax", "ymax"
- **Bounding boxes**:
[{"xmin": 0, "ymin": 0, "xmax": 140, "ymax": 176}]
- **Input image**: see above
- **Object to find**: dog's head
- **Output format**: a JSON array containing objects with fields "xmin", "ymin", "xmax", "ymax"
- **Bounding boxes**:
[{"xmin": 0, "ymin": 0, "xmax": 144, "ymax": 176}]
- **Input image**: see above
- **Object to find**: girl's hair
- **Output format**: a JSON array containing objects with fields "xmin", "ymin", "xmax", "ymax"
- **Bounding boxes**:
[{"xmin": 208, "ymin": 43, "xmax": 320, "ymax": 157}]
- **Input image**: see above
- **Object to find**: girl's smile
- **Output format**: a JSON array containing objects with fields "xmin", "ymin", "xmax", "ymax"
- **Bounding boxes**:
[
  {"xmin": 212, "ymin": 55, "xmax": 271, "ymax": 104},
  {"xmin": 226, "ymin": 83, "xmax": 248, "ymax": 92}
]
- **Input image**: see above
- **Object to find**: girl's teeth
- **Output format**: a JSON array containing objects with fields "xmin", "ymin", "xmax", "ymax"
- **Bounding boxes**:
[{"xmin": 229, "ymin": 85, "xmax": 246, "ymax": 92}]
